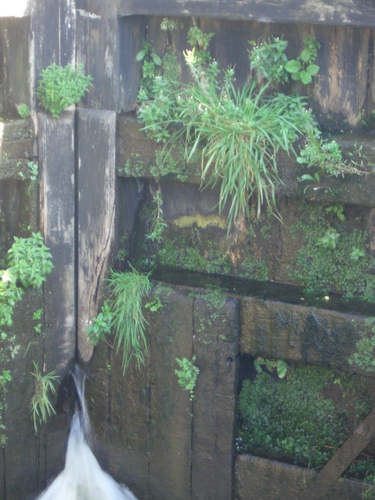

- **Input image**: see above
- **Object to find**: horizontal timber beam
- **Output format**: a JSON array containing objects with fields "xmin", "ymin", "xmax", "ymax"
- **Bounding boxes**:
[{"xmin": 116, "ymin": 0, "xmax": 375, "ymax": 27}]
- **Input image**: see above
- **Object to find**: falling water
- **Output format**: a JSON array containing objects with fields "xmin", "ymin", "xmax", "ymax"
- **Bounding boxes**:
[{"xmin": 38, "ymin": 366, "xmax": 137, "ymax": 500}]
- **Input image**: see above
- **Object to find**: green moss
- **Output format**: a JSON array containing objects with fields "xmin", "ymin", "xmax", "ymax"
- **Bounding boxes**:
[
  {"xmin": 239, "ymin": 255, "xmax": 269, "ymax": 281},
  {"xmin": 172, "ymin": 214, "xmax": 227, "ymax": 229},
  {"xmin": 288, "ymin": 201, "xmax": 375, "ymax": 301},
  {"xmin": 157, "ymin": 236, "xmax": 232, "ymax": 275},
  {"xmin": 237, "ymin": 364, "xmax": 373, "ymax": 470}
]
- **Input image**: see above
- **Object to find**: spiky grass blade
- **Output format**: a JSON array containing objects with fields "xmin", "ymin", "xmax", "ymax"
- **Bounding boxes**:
[
  {"xmin": 108, "ymin": 267, "xmax": 152, "ymax": 374},
  {"xmin": 30, "ymin": 362, "xmax": 59, "ymax": 433}
]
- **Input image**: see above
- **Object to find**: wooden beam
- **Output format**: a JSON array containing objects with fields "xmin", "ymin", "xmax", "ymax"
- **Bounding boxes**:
[{"xmin": 117, "ymin": 0, "xmax": 375, "ymax": 28}]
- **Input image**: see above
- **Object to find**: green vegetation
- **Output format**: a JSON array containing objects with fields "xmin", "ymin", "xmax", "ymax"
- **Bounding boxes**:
[
  {"xmin": 138, "ymin": 52, "xmax": 315, "ymax": 231},
  {"xmin": 236, "ymin": 364, "xmax": 373, "ymax": 470},
  {"xmin": 30, "ymin": 362, "xmax": 59, "ymax": 433},
  {"xmin": 154, "ymin": 231, "xmax": 232, "ymax": 275},
  {"xmin": 87, "ymin": 267, "xmax": 152, "ymax": 373},
  {"xmin": 254, "ymin": 357, "xmax": 288, "ymax": 378},
  {"xmin": 249, "ymin": 36, "xmax": 289, "ymax": 85},
  {"xmin": 135, "ymin": 24, "xmax": 372, "ymax": 239},
  {"xmin": 0, "ymin": 232, "xmax": 54, "ymax": 440},
  {"xmin": 175, "ymin": 355, "xmax": 200, "ymax": 400},
  {"xmin": 86, "ymin": 300, "xmax": 113, "ymax": 347},
  {"xmin": 145, "ymin": 283, "xmax": 172, "ymax": 312},
  {"xmin": 189, "ymin": 285, "xmax": 228, "ymax": 344},
  {"xmin": 146, "ymin": 188, "xmax": 167, "ymax": 244},
  {"xmin": 249, "ymin": 35, "xmax": 320, "ymax": 86},
  {"xmin": 238, "ymin": 254, "xmax": 269, "ymax": 281},
  {"xmin": 17, "ymin": 103, "xmax": 30, "ymax": 118},
  {"xmin": 288, "ymin": 201, "xmax": 375, "ymax": 301},
  {"xmin": 107, "ymin": 267, "xmax": 151, "ymax": 372},
  {"xmin": 36, "ymin": 63, "xmax": 92, "ymax": 117},
  {"xmin": 285, "ymin": 36, "xmax": 320, "ymax": 84}
]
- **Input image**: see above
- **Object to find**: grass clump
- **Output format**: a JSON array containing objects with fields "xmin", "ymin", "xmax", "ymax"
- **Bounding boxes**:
[
  {"xmin": 105, "ymin": 267, "xmax": 152, "ymax": 373},
  {"xmin": 30, "ymin": 362, "xmax": 59, "ymax": 433},
  {"xmin": 236, "ymin": 364, "xmax": 372, "ymax": 470},
  {"xmin": 140, "ymin": 61, "xmax": 315, "ymax": 231}
]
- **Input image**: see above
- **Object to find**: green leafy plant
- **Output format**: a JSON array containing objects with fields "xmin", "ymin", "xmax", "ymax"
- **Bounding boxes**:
[
  {"xmin": 36, "ymin": 63, "xmax": 93, "ymax": 118},
  {"xmin": 17, "ymin": 103, "xmax": 30, "ymax": 118},
  {"xmin": 33, "ymin": 308, "xmax": 43, "ymax": 335},
  {"xmin": 87, "ymin": 301, "xmax": 113, "ymax": 346},
  {"xmin": 30, "ymin": 362, "xmax": 59, "ymax": 433},
  {"xmin": 107, "ymin": 266, "xmax": 152, "ymax": 373},
  {"xmin": 175, "ymin": 355, "xmax": 200, "ymax": 400},
  {"xmin": 249, "ymin": 35, "xmax": 320, "ymax": 86},
  {"xmin": 7, "ymin": 232, "xmax": 54, "ymax": 288},
  {"xmin": 136, "ymin": 40, "xmax": 162, "ymax": 99},
  {"xmin": 146, "ymin": 188, "xmax": 167, "ymax": 244},
  {"xmin": 285, "ymin": 36, "xmax": 320, "ymax": 84},
  {"xmin": 297, "ymin": 133, "xmax": 369, "ymax": 178},
  {"xmin": 187, "ymin": 22, "xmax": 214, "ymax": 64},
  {"xmin": 0, "ymin": 232, "xmax": 53, "ymax": 441},
  {"xmin": 254, "ymin": 357, "xmax": 288, "ymax": 378},
  {"xmin": 249, "ymin": 37, "xmax": 289, "ymax": 85}
]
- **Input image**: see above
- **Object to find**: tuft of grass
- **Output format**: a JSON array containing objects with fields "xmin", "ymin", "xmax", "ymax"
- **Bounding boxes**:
[
  {"xmin": 107, "ymin": 266, "xmax": 152, "ymax": 373},
  {"xmin": 140, "ymin": 57, "xmax": 315, "ymax": 232},
  {"xmin": 30, "ymin": 362, "xmax": 59, "ymax": 433}
]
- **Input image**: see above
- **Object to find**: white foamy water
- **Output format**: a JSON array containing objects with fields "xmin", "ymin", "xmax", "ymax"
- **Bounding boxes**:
[{"xmin": 38, "ymin": 367, "xmax": 137, "ymax": 500}]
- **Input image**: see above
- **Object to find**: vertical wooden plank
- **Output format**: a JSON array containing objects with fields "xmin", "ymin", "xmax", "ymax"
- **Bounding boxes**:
[
  {"xmin": 38, "ymin": 111, "xmax": 76, "ymax": 374},
  {"xmin": 108, "ymin": 343, "xmax": 150, "ymax": 499},
  {"xmin": 313, "ymin": 25, "xmax": 370, "ymax": 126},
  {"xmin": 76, "ymin": 108, "xmax": 116, "ymax": 363},
  {"xmin": 149, "ymin": 286, "xmax": 193, "ymax": 500},
  {"xmin": 192, "ymin": 294, "xmax": 239, "ymax": 500},
  {"xmin": 38, "ymin": 110, "xmax": 76, "ymax": 492}
]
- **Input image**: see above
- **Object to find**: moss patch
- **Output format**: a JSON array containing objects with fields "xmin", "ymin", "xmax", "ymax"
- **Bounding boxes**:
[
  {"xmin": 288, "ymin": 201, "xmax": 375, "ymax": 302},
  {"xmin": 236, "ymin": 363, "xmax": 374, "ymax": 471}
]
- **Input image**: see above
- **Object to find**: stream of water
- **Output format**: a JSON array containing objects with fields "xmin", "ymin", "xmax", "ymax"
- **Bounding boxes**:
[{"xmin": 38, "ymin": 366, "xmax": 137, "ymax": 500}]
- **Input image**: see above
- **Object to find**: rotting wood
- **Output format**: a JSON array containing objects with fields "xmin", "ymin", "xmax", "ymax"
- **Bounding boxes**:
[
  {"xmin": 304, "ymin": 406, "xmax": 375, "ymax": 499},
  {"xmin": 117, "ymin": 0, "xmax": 375, "ymax": 28}
]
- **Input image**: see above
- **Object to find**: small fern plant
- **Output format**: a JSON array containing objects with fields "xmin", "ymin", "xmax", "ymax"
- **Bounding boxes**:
[{"xmin": 36, "ymin": 63, "xmax": 92, "ymax": 117}]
